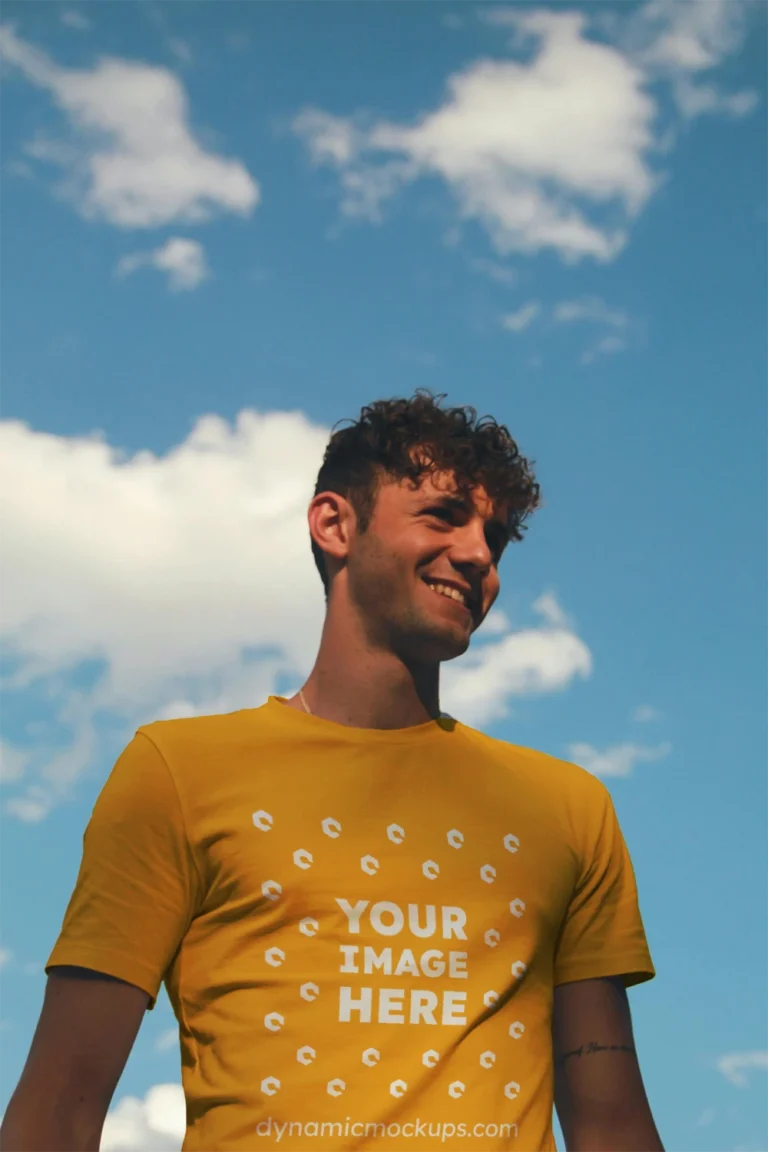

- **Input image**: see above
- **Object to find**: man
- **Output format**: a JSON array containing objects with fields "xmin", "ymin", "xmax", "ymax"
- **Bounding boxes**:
[{"xmin": 1, "ymin": 392, "xmax": 663, "ymax": 1151}]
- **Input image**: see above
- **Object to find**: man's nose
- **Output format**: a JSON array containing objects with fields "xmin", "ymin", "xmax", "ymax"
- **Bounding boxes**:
[{"xmin": 451, "ymin": 523, "xmax": 493, "ymax": 571}]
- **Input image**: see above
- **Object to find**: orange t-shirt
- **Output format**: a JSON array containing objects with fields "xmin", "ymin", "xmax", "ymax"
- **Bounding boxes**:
[{"xmin": 47, "ymin": 697, "xmax": 654, "ymax": 1151}]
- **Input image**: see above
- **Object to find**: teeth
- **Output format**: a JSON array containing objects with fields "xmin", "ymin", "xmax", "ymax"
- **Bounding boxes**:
[{"xmin": 427, "ymin": 582, "xmax": 467, "ymax": 606}]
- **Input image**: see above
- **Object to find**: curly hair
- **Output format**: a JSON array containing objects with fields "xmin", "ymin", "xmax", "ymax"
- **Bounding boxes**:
[{"xmin": 311, "ymin": 390, "xmax": 541, "ymax": 592}]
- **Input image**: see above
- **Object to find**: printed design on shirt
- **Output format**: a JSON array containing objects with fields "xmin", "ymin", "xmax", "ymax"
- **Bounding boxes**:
[{"xmin": 253, "ymin": 812, "xmax": 528, "ymax": 1103}]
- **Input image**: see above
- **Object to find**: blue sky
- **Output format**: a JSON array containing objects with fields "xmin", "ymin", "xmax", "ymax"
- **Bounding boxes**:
[{"xmin": 1, "ymin": 2, "xmax": 766, "ymax": 1148}]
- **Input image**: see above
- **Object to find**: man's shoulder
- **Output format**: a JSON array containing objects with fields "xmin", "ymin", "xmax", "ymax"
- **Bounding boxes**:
[
  {"xmin": 137, "ymin": 703, "xmax": 271, "ymax": 757},
  {"xmin": 457, "ymin": 721, "xmax": 608, "ymax": 800}
]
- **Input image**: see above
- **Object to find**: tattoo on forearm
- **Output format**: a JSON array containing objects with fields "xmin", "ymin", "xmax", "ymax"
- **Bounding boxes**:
[{"xmin": 555, "ymin": 1040, "xmax": 636, "ymax": 1066}]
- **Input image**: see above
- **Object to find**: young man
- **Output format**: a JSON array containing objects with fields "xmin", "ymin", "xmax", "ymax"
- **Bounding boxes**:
[{"xmin": 1, "ymin": 393, "xmax": 663, "ymax": 1151}]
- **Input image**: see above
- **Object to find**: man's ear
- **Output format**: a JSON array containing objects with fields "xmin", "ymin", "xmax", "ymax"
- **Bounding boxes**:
[{"xmin": 308, "ymin": 491, "xmax": 356, "ymax": 577}]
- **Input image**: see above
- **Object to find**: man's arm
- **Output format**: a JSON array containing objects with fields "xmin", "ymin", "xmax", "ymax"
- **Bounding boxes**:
[
  {"xmin": 553, "ymin": 975, "xmax": 664, "ymax": 1152},
  {"xmin": 0, "ymin": 967, "xmax": 149, "ymax": 1152}
]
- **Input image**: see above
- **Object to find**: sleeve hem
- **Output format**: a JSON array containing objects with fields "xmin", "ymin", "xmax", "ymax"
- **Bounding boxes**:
[
  {"xmin": 45, "ymin": 945, "xmax": 162, "ymax": 1009},
  {"xmin": 554, "ymin": 954, "xmax": 656, "ymax": 988}
]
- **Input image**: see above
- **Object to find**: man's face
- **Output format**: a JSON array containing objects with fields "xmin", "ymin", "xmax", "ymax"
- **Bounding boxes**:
[{"xmin": 344, "ymin": 470, "xmax": 509, "ymax": 664}]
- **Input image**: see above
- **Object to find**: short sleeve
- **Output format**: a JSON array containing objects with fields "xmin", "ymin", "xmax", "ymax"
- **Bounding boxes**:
[
  {"xmin": 554, "ymin": 781, "xmax": 655, "ymax": 988},
  {"xmin": 46, "ymin": 732, "xmax": 203, "ymax": 1008}
]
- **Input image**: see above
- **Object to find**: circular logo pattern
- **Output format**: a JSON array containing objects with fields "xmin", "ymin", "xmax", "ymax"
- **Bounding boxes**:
[
  {"xmin": 296, "ymin": 1046, "xmax": 315, "ymax": 1065},
  {"xmin": 299, "ymin": 982, "xmax": 319, "ymax": 1002},
  {"xmin": 480, "ymin": 864, "xmax": 496, "ymax": 884},
  {"xmin": 360, "ymin": 854, "xmax": 379, "ymax": 875},
  {"xmin": 509, "ymin": 897, "xmax": 526, "ymax": 918},
  {"xmin": 504, "ymin": 1081, "xmax": 521, "ymax": 1100},
  {"xmin": 387, "ymin": 823, "xmax": 405, "ymax": 845},
  {"xmin": 327, "ymin": 1079, "xmax": 346, "ymax": 1097},
  {"xmin": 299, "ymin": 917, "xmax": 319, "ymax": 937},
  {"xmin": 447, "ymin": 829, "xmax": 464, "ymax": 849},
  {"xmin": 422, "ymin": 860, "xmax": 440, "ymax": 880},
  {"xmin": 484, "ymin": 928, "xmax": 500, "ymax": 948},
  {"xmin": 390, "ymin": 1080, "xmax": 408, "ymax": 1098},
  {"xmin": 504, "ymin": 832, "xmax": 520, "ymax": 854},
  {"xmin": 448, "ymin": 1080, "xmax": 465, "ymax": 1099},
  {"xmin": 261, "ymin": 1076, "xmax": 280, "ymax": 1096},
  {"xmin": 511, "ymin": 960, "xmax": 528, "ymax": 979},
  {"xmin": 422, "ymin": 1049, "xmax": 440, "ymax": 1068},
  {"xmin": 261, "ymin": 880, "xmax": 282, "ymax": 902},
  {"xmin": 322, "ymin": 817, "xmax": 342, "ymax": 838},
  {"xmin": 293, "ymin": 849, "xmax": 313, "ymax": 870},
  {"xmin": 483, "ymin": 990, "xmax": 499, "ymax": 1008},
  {"xmin": 509, "ymin": 1021, "xmax": 525, "ymax": 1040},
  {"xmin": 479, "ymin": 1051, "xmax": 496, "ymax": 1069},
  {"xmin": 362, "ymin": 1048, "xmax": 380, "ymax": 1067},
  {"xmin": 252, "ymin": 810, "xmax": 273, "ymax": 832},
  {"xmin": 264, "ymin": 947, "xmax": 285, "ymax": 968},
  {"xmin": 264, "ymin": 1012, "xmax": 284, "ymax": 1033}
]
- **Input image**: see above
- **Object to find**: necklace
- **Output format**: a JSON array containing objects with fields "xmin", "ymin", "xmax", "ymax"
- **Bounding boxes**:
[{"xmin": 299, "ymin": 688, "xmax": 312, "ymax": 715}]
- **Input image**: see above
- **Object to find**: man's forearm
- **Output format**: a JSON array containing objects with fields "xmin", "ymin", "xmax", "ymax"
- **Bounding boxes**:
[{"xmin": 560, "ymin": 1105, "xmax": 665, "ymax": 1152}]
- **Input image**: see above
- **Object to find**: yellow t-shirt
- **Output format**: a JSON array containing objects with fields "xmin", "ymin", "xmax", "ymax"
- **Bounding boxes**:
[{"xmin": 47, "ymin": 697, "xmax": 654, "ymax": 1151}]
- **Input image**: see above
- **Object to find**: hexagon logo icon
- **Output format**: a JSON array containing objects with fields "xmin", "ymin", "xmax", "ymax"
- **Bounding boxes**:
[
  {"xmin": 479, "ymin": 1051, "xmax": 496, "ymax": 1069},
  {"xmin": 387, "ymin": 823, "xmax": 405, "ymax": 845},
  {"xmin": 509, "ymin": 1021, "xmax": 525, "ymax": 1040},
  {"xmin": 327, "ymin": 1079, "xmax": 346, "ymax": 1097},
  {"xmin": 480, "ymin": 864, "xmax": 496, "ymax": 884},
  {"xmin": 322, "ymin": 817, "xmax": 342, "ymax": 839},
  {"xmin": 296, "ymin": 1045, "xmax": 316, "ymax": 1065},
  {"xmin": 422, "ymin": 859, "xmax": 439, "ymax": 880},
  {"xmin": 509, "ymin": 898, "xmax": 526, "ymax": 919},
  {"xmin": 511, "ymin": 960, "xmax": 528, "ymax": 980},
  {"xmin": 504, "ymin": 1081, "xmax": 521, "ymax": 1101},
  {"xmin": 261, "ymin": 1076, "xmax": 280, "ymax": 1096},
  {"xmin": 484, "ymin": 928, "xmax": 500, "ymax": 948},
  {"xmin": 360, "ymin": 854, "xmax": 379, "ymax": 876},
  {"xmin": 293, "ymin": 849, "xmax": 313, "ymax": 870},
  {"xmin": 264, "ymin": 947, "xmax": 285, "ymax": 968},
  {"xmin": 483, "ymin": 990, "xmax": 499, "ymax": 1008},
  {"xmin": 362, "ymin": 1048, "xmax": 380, "ymax": 1067},
  {"xmin": 447, "ymin": 828, "xmax": 464, "ymax": 849},
  {"xmin": 390, "ymin": 1080, "xmax": 408, "ymax": 1098},
  {"xmin": 504, "ymin": 832, "xmax": 520, "ymax": 854},
  {"xmin": 448, "ymin": 1080, "xmax": 465, "ymax": 1099},
  {"xmin": 261, "ymin": 880, "xmax": 282, "ymax": 902},
  {"xmin": 299, "ymin": 982, "xmax": 319, "ymax": 1002},
  {"xmin": 422, "ymin": 1049, "xmax": 440, "ymax": 1069},
  {"xmin": 252, "ymin": 810, "xmax": 274, "ymax": 832},
  {"xmin": 264, "ymin": 1012, "xmax": 284, "ymax": 1033},
  {"xmin": 299, "ymin": 917, "xmax": 319, "ymax": 938}
]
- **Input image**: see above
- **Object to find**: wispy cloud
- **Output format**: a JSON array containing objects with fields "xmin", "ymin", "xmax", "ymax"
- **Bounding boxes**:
[
  {"xmin": 581, "ymin": 334, "xmax": 627, "ymax": 365},
  {"xmin": 60, "ymin": 9, "xmax": 90, "ymax": 31},
  {"xmin": 0, "ymin": 26, "xmax": 258, "ymax": 228},
  {"xmin": 716, "ymin": 1051, "xmax": 768, "ymax": 1089},
  {"xmin": 501, "ymin": 302, "xmax": 540, "ymax": 333},
  {"xmin": 631, "ymin": 703, "xmax": 662, "ymax": 722},
  {"xmin": 470, "ymin": 257, "xmax": 517, "ymax": 285},
  {"xmin": 0, "ymin": 946, "xmax": 12, "ymax": 969},
  {"xmin": 155, "ymin": 1028, "xmax": 179, "ymax": 1054},
  {"xmin": 116, "ymin": 238, "xmax": 209, "ymax": 292},
  {"xmin": 553, "ymin": 296, "xmax": 629, "ymax": 330},
  {"xmin": 566, "ymin": 740, "xmax": 671, "ymax": 778}
]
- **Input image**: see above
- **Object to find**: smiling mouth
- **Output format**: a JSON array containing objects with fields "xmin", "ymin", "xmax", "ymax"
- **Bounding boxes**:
[{"xmin": 422, "ymin": 579, "xmax": 472, "ymax": 612}]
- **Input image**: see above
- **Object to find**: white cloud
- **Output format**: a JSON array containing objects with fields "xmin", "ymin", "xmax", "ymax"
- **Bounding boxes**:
[
  {"xmin": 0, "ymin": 947, "xmax": 12, "ymax": 969},
  {"xmin": 168, "ymin": 39, "xmax": 192, "ymax": 65},
  {"xmin": 1, "ymin": 410, "xmax": 593, "ymax": 818},
  {"xmin": 101, "ymin": 1083, "xmax": 184, "ymax": 1151},
  {"xmin": 625, "ymin": 0, "xmax": 759, "ymax": 120},
  {"xmin": 470, "ymin": 257, "xmax": 517, "ymax": 285},
  {"xmin": 553, "ymin": 295, "xmax": 629, "ymax": 329},
  {"xmin": 293, "ymin": 11, "xmax": 656, "ymax": 263},
  {"xmin": 631, "ymin": 703, "xmax": 661, "ymax": 722},
  {"xmin": 0, "ymin": 742, "xmax": 26, "ymax": 782},
  {"xmin": 116, "ymin": 238, "xmax": 209, "ymax": 291},
  {"xmin": 0, "ymin": 25, "xmax": 259, "ymax": 228},
  {"xmin": 716, "ymin": 1051, "xmax": 768, "ymax": 1089},
  {"xmin": 566, "ymin": 740, "xmax": 671, "ymax": 778},
  {"xmin": 581, "ymin": 334, "xmax": 628, "ymax": 365},
  {"xmin": 155, "ymin": 1028, "xmax": 179, "ymax": 1054},
  {"xmin": 501, "ymin": 301, "xmax": 540, "ymax": 332},
  {"xmin": 293, "ymin": 3, "xmax": 756, "ymax": 259},
  {"xmin": 61, "ymin": 10, "xmax": 91, "ymax": 31}
]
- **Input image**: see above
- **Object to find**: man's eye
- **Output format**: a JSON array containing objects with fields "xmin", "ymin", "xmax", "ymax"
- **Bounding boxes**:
[{"xmin": 426, "ymin": 507, "xmax": 452, "ymax": 521}]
